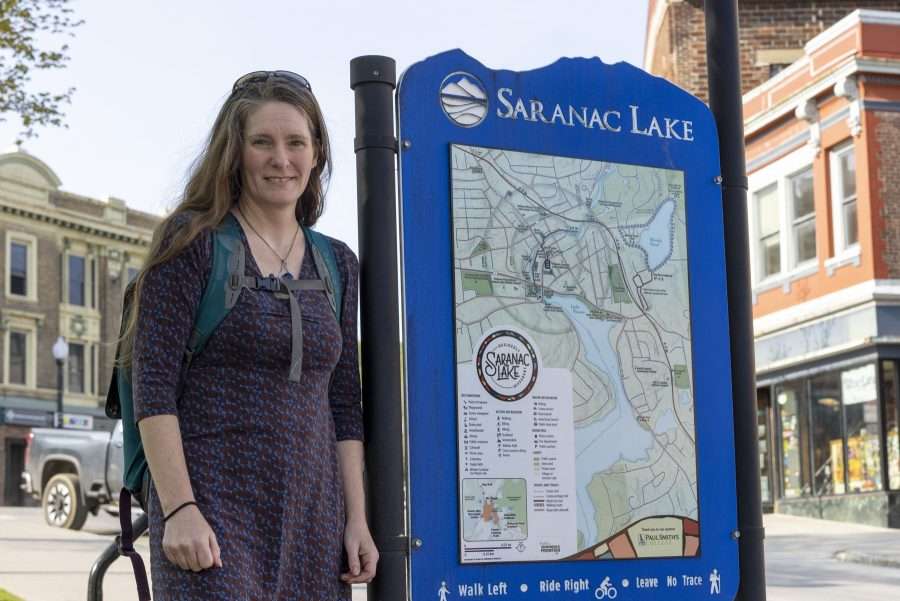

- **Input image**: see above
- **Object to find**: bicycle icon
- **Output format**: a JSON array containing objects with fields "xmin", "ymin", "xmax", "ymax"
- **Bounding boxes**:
[{"xmin": 594, "ymin": 577, "xmax": 618, "ymax": 599}]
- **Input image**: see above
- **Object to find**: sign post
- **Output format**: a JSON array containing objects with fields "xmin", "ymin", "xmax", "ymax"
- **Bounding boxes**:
[
  {"xmin": 705, "ymin": 2, "xmax": 767, "ymax": 599},
  {"xmin": 349, "ymin": 55, "xmax": 409, "ymax": 601},
  {"xmin": 398, "ymin": 50, "xmax": 741, "ymax": 600}
]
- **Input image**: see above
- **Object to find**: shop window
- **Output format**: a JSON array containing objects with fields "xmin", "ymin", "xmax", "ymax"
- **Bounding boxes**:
[
  {"xmin": 841, "ymin": 364, "xmax": 882, "ymax": 492},
  {"xmin": 789, "ymin": 167, "xmax": 815, "ymax": 266},
  {"xmin": 882, "ymin": 361, "xmax": 899, "ymax": 490},
  {"xmin": 829, "ymin": 141, "xmax": 858, "ymax": 254},
  {"xmin": 67, "ymin": 343, "xmax": 85, "ymax": 394},
  {"xmin": 810, "ymin": 372, "xmax": 846, "ymax": 495},
  {"xmin": 756, "ymin": 183, "xmax": 780, "ymax": 278},
  {"xmin": 758, "ymin": 389, "xmax": 773, "ymax": 504},
  {"xmin": 777, "ymin": 382, "xmax": 809, "ymax": 498}
]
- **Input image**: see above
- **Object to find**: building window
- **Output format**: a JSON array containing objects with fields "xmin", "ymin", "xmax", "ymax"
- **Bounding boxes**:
[
  {"xmin": 5, "ymin": 232, "xmax": 38, "ymax": 301},
  {"xmin": 4, "ymin": 325, "xmax": 35, "ymax": 388},
  {"xmin": 756, "ymin": 183, "xmax": 780, "ymax": 278},
  {"xmin": 789, "ymin": 167, "xmax": 816, "ymax": 266},
  {"xmin": 68, "ymin": 255, "xmax": 86, "ymax": 306},
  {"xmin": 67, "ymin": 342, "xmax": 85, "ymax": 394},
  {"xmin": 8, "ymin": 330, "xmax": 27, "ymax": 385},
  {"xmin": 777, "ymin": 381, "xmax": 809, "ymax": 498},
  {"xmin": 830, "ymin": 142, "xmax": 858, "ymax": 253},
  {"xmin": 810, "ymin": 372, "xmax": 846, "ymax": 495},
  {"xmin": 10, "ymin": 242, "xmax": 27, "ymax": 296},
  {"xmin": 883, "ymin": 361, "xmax": 900, "ymax": 490}
]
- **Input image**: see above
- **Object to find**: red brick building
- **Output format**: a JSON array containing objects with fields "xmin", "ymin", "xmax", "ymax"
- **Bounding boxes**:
[{"xmin": 646, "ymin": 3, "xmax": 900, "ymax": 527}]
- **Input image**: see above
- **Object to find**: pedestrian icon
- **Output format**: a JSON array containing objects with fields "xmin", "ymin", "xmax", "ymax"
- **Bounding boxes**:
[
  {"xmin": 439, "ymin": 581, "xmax": 450, "ymax": 601},
  {"xmin": 710, "ymin": 569, "xmax": 721, "ymax": 595}
]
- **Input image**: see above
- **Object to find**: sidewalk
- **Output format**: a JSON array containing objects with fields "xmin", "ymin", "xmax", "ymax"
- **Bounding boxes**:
[{"xmin": 765, "ymin": 512, "xmax": 900, "ymax": 568}]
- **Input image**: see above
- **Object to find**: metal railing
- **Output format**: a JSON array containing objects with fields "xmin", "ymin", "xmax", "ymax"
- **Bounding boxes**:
[{"xmin": 87, "ymin": 513, "xmax": 148, "ymax": 601}]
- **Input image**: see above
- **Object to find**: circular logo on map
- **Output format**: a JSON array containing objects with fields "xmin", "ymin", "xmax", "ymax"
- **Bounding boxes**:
[
  {"xmin": 475, "ymin": 330, "xmax": 538, "ymax": 401},
  {"xmin": 439, "ymin": 71, "xmax": 488, "ymax": 127}
]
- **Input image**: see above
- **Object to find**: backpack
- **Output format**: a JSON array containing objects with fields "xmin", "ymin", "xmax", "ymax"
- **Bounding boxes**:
[{"xmin": 103, "ymin": 213, "xmax": 343, "ymax": 600}]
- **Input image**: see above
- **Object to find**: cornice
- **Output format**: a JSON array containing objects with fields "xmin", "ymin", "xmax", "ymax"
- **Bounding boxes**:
[{"xmin": 0, "ymin": 200, "xmax": 153, "ymax": 246}]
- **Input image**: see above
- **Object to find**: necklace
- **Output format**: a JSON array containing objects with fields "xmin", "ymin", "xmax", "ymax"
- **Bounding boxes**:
[{"xmin": 237, "ymin": 205, "xmax": 301, "ymax": 276}]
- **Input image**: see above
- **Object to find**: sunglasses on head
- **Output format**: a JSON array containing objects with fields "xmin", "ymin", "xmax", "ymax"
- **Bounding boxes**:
[{"xmin": 232, "ymin": 70, "xmax": 312, "ymax": 94}]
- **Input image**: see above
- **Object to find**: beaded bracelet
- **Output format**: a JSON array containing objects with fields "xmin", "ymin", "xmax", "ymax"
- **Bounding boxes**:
[{"xmin": 163, "ymin": 501, "xmax": 198, "ymax": 523}]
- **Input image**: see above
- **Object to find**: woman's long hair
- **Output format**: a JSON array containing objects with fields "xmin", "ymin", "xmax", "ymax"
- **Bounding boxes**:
[{"xmin": 118, "ymin": 76, "xmax": 333, "ymax": 367}]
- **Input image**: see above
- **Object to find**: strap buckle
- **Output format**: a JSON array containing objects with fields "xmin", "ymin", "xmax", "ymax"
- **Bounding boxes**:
[{"xmin": 257, "ymin": 276, "xmax": 282, "ymax": 292}]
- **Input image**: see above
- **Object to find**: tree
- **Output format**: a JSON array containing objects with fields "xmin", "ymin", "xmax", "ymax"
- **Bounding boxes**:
[{"xmin": 0, "ymin": 0, "xmax": 82, "ymax": 139}]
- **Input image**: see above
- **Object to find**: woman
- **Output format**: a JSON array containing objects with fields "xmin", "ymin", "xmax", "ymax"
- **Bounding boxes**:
[{"xmin": 120, "ymin": 71, "xmax": 377, "ymax": 600}]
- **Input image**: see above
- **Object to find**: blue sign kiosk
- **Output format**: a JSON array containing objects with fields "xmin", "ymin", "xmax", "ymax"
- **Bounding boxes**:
[{"xmin": 398, "ymin": 50, "xmax": 740, "ymax": 600}]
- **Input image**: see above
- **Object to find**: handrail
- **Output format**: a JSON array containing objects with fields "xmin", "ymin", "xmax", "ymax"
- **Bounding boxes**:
[{"xmin": 86, "ymin": 513, "xmax": 149, "ymax": 601}]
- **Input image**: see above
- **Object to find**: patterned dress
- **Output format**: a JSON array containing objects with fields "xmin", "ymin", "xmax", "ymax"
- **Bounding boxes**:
[{"xmin": 132, "ymin": 214, "xmax": 362, "ymax": 600}]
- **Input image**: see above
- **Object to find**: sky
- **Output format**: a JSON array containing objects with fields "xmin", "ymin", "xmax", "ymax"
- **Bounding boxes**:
[{"xmin": 0, "ymin": 0, "xmax": 649, "ymax": 252}]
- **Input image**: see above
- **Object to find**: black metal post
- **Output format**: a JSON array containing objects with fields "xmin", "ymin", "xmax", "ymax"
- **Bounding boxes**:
[
  {"xmin": 56, "ymin": 359, "xmax": 64, "ymax": 428},
  {"xmin": 350, "ymin": 55, "xmax": 408, "ymax": 601},
  {"xmin": 704, "ymin": 2, "xmax": 767, "ymax": 600}
]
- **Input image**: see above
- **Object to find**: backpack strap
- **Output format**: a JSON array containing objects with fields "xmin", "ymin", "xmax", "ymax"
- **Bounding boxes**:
[
  {"xmin": 304, "ymin": 227, "xmax": 343, "ymax": 325},
  {"xmin": 183, "ymin": 213, "xmax": 243, "ymax": 369},
  {"xmin": 117, "ymin": 488, "xmax": 151, "ymax": 601}
]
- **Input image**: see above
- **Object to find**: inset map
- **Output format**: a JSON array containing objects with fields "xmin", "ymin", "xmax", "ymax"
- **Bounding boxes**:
[{"xmin": 461, "ymin": 478, "xmax": 528, "ymax": 541}]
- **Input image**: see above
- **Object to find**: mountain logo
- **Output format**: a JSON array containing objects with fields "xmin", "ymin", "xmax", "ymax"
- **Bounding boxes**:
[{"xmin": 439, "ymin": 72, "xmax": 488, "ymax": 127}]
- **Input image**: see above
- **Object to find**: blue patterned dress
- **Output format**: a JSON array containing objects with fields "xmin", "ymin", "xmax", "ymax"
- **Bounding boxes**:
[{"xmin": 132, "ymin": 214, "xmax": 362, "ymax": 600}]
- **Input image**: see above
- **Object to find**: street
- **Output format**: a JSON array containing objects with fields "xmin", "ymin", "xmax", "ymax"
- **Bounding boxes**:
[
  {"xmin": 1, "ymin": 507, "xmax": 899, "ymax": 600},
  {"xmin": 0, "ymin": 507, "xmax": 366, "ymax": 601},
  {"xmin": 765, "ymin": 513, "xmax": 900, "ymax": 601}
]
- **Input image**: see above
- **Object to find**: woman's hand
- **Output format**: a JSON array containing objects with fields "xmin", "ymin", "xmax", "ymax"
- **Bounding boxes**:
[
  {"xmin": 341, "ymin": 517, "xmax": 378, "ymax": 584},
  {"xmin": 162, "ymin": 504, "xmax": 223, "ymax": 572}
]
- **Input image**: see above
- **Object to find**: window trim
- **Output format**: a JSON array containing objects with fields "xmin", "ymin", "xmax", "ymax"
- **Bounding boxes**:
[
  {"xmin": 829, "ymin": 140, "xmax": 859, "ymax": 257},
  {"xmin": 748, "ymin": 147, "xmax": 818, "ymax": 291},
  {"xmin": 64, "ymin": 246, "xmax": 98, "ymax": 310},
  {"xmin": 62, "ymin": 339, "xmax": 99, "ymax": 399},
  {"xmin": 3, "ymin": 322, "xmax": 37, "ymax": 389},
  {"xmin": 5, "ymin": 231, "xmax": 38, "ymax": 302}
]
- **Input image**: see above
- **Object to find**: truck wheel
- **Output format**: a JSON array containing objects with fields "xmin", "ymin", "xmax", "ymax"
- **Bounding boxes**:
[{"xmin": 42, "ymin": 474, "xmax": 88, "ymax": 530}]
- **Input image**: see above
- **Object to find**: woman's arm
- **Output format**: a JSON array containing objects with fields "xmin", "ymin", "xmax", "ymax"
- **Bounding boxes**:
[
  {"xmin": 337, "ymin": 439, "xmax": 378, "ymax": 583},
  {"xmin": 139, "ymin": 415, "xmax": 221, "ymax": 572}
]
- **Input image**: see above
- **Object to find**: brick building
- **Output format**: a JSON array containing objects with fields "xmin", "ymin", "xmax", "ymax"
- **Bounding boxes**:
[
  {"xmin": 0, "ymin": 147, "xmax": 158, "ymax": 505},
  {"xmin": 646, "ymin": 3, "xmax": 900, "ymax": 527}
]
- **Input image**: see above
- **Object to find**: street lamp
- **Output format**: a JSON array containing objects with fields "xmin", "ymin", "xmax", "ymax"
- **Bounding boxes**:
[{"xmin": 52, "ymin": 336, "xmax": 69, "ymax": 428}]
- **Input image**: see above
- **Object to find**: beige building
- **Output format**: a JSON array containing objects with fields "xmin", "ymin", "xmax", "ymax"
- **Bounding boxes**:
[{"xmin": 0, "ymin": 147, "xmax": 159, "ymax": 505}]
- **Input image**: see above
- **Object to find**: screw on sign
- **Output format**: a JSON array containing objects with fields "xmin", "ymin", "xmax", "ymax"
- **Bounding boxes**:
[{"xmin": 594, "ymin": 577, "xmax": 618, "ymax": 599}]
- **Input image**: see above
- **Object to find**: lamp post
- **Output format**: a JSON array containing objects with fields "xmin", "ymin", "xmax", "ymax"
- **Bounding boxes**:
[{"xmin": 52, "ymin": 336, "xmax": 68, "ymax": 428}]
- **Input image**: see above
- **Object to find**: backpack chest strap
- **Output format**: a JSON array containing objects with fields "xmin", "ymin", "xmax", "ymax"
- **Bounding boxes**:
[{"xmin": 224, "ymin": 274, "xmax": 326, "ymax": 382}]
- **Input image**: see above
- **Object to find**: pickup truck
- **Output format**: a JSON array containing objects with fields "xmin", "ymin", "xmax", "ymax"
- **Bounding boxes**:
[{"xmin": 20, "ymin": 421, "xmax": 125, "ymax": 530}]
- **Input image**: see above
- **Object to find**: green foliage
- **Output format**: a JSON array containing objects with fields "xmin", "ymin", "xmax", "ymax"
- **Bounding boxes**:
[
  {"xmin": 0, "ymin": 0, "xmax": 82, "ymax": 139},
  {"xmin": 0, "ymin": 587, "xmax": 25, "ymax": 601}
]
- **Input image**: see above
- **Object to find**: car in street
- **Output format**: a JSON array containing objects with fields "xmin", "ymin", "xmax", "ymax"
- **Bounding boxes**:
[{"xmin": 20, "ymin": 421, "xmax": 124, "ymax": 530}]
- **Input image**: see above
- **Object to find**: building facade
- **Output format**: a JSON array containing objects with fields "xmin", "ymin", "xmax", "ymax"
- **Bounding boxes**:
[
  {"xmin": 0, "ymin": 148, "xmax": 158, "ymax": 505},
  {"xmin": 646, "ymin": 2, "xmax": 900, "ymax": 527}
]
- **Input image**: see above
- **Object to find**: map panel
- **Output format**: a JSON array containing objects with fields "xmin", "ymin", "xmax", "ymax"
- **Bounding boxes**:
[{"xmin": 453, "ymin": 144, "xmax": 699, "ymax": 563}]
